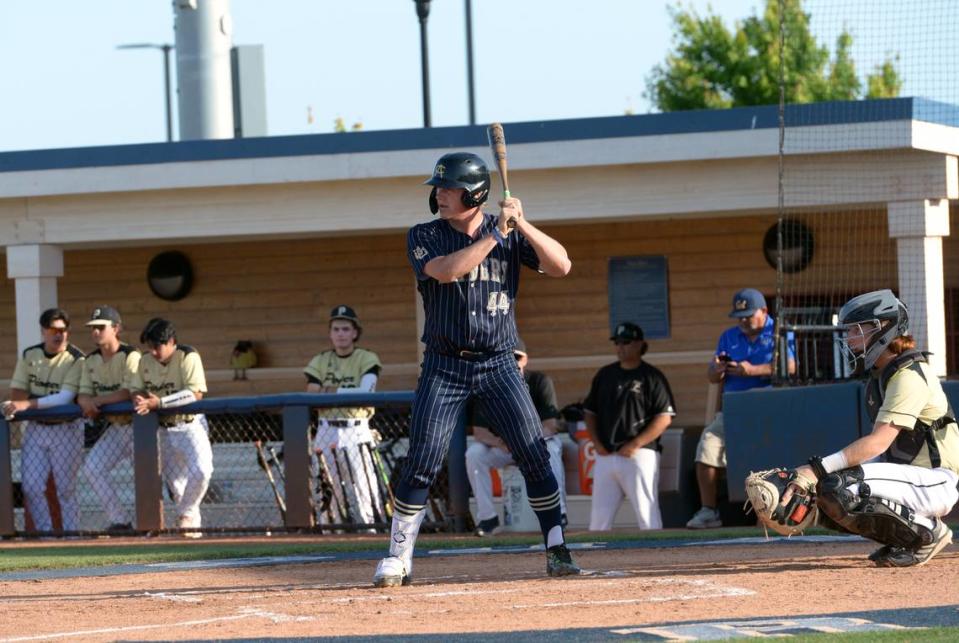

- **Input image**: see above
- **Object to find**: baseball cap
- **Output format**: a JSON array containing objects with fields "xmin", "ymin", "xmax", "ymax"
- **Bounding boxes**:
[
  {"xmin": 610, "ymin": 322, "xmax": 644, "ymax": 342},
  {"xmin": 729, "ymin": 288, "xmax": 767, "ymax": 318},
  {"xmin": 329, "ymin": 305, "xmax": 360, "ymax": 326},
  {"xmin": 513, "ymin": 337, "xmax": 528, "ymax": 357},
  {"xmin": 86, "ymin": 305, "xmax": 122, "ymax": 326}
]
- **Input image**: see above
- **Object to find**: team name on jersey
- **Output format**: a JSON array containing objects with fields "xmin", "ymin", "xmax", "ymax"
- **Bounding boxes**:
[
  {"xmin": 143, "ymin": 381, "xmax": 179, "ymax": 397},
  {"xmin": 465, "ymin": 257, "xmax": 509, "ymax": 284},
  {"xmin": 27, "ymin": 375, "xmax": 61, "ymax": 393}
]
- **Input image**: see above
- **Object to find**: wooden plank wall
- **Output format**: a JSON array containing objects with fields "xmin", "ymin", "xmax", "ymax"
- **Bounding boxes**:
[{"xmin": 0, "ymin": 206, "xmax": 946, "ymax": 428}]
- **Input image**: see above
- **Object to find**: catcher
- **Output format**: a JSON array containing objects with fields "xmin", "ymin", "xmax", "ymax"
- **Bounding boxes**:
[{"xmin": 747, "ymin": 290, "xmax": 958, "ymax": 567}]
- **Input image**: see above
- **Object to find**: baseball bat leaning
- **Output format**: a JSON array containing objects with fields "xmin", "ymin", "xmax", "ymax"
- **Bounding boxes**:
[
  {"xmin": 486, "ymin": 122, "xmax": 516, "ymax": 230},
  {"xmin": 255, "ymin": 440, "xmax": 287, "ymax": 522}
]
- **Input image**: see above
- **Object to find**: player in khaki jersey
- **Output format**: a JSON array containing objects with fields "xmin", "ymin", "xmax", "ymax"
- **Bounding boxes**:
[
  {"xmin": 306, "ymin": 305, "xmax": 383, "ymax": 527},
  {"xmin": 2, "ymin": 308, "xmax": 85, "ymax": 534},
  {"xmin": 131, "ymin": 318, "xmax": 213, "ymax": 538},
  {"xmin": 77, "ymin": 306, "xmax": 141, "ymax": 532}
]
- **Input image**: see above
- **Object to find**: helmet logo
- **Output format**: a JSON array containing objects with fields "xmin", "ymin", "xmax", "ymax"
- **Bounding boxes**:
[{"xmin": 435, "ymin": 163, "xmax": 446, "ymax": 178}]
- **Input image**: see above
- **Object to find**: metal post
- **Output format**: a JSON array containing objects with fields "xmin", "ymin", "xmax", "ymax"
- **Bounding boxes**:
[
  {"xmin": 415, "ymin": 1, "xmax": 432, "ymax": 127},
  {"xmin": 162, "ymin": 44, "xmax": 173, "ymax": 142},
  {"xmin": 133, "ymin": 413, "xmax": 163, "ymax": 531},
  {"xmin": 281, "ymin": 406, "xmax": 314, "ymax": 529},
  {"xmin": 446, "ymin": 409, "xmax": 469, "ymax": 532},
  {"xmin": 0, "ymin": 419, "xmax": 14, "ymax": 536},
  {"xmin": 465, "ymin": 0, "xmax": 476, "ymax": 125}
]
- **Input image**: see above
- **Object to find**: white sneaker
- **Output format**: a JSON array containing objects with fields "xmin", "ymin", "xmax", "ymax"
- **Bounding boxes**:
[
  {"xmin": 373, "ymin": 556, "xmax": 411, "ymax": 587},
  {"xmin": 177, "ymin": 515, "xmax": 203, "ymax": 539},
  {"xmin": 686, "ymin": 506, "xmax": 722, "ymax": 529}
]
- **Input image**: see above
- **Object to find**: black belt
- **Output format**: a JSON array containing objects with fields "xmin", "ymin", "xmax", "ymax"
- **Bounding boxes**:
[
  {"xmin": 435, "ymin": 349, "xmax": 494, "ymax": 362},
  {"xmin": 322, "ymin": 419, "xmax": 363, "ymax": 428}
]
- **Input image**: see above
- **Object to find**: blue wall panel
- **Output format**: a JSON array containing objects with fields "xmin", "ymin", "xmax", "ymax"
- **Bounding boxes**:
[{"xmin": 724, "ymin": 382, "xmax": 864, "ymax": 502}]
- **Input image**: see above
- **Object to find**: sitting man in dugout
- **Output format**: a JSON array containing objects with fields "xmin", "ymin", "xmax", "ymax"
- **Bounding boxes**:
[
  {"xmin": 465, "ymin": 338, "xmax": 567, "ymax": 535},
  {"xmin": 687, "ymin": 288, "xmax": 796, "ymax": 529}
]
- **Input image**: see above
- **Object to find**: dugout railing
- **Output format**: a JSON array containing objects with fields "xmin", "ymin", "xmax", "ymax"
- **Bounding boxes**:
[{"xmin": 0, "ymin": 392, "xmax": 469, "ymax": 538}]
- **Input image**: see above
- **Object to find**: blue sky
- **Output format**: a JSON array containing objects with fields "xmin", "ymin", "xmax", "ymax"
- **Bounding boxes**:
[{"xmin": 1, "ymin": 0, "xmax": 948, "ymax": 153}]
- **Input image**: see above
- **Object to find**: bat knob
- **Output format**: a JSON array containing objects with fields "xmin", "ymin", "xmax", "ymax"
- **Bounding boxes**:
[{"xmin": 506, "ymin": 217, "xmax": 517, "ymax": 230}]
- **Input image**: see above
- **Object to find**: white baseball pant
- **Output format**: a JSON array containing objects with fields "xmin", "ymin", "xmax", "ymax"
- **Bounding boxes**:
[
  {"xmin": 21, "ymin": 420, "xmax": 85, "ymax": 533},
  {"xmin": 161, "ymin": 416, "xmax": 214, "ymax": 526},
  {"xmin": 589, "ymin": 448, "xmax": 662, "ymax": 531},
  {"xmin": 466, "ymin": 435, "xmax": 567, "ymax": 522},
  {"xmin": 82, "ymin": 422, "xmax": 134, "ymax": 526},
  {"xmin": 313, "ymin": 419, "xmax": 382, "ymax": 526},
  {"xmin": 849, "ymin": 462, "xmax": 959, "ymax": 529}
]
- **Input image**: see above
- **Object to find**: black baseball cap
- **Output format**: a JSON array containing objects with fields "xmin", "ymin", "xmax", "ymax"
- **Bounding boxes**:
[
  {"xmin": 329, "ymin": 305, "xmax": 361, "ymax": 327},
  {"xmin": 610, "ymin": 322, "xmax": 644, "ymax": 342},
  {"xmin": 86, "ymin": 305, "xmax": 122, "ymax": 326}
]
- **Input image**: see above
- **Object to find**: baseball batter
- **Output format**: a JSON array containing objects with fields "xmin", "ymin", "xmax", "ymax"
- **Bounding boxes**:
[
  {"xmin": 306, "ymin": 305, "xmax": 383, "ymax": 528},
  {"xmin": 373, "ymin": 151, "xmax": 578, "ymax": 587},
  {"xmin": 583, "ymin": 322, "xmax": 676, "ymax": 530},
  {"xmin": 781, "ymin": 290, "xmax": 959, "ymax": 566},
  {"xmin": 78, "ymin": 306, "xmax": 141, "ymax": 532},
  {"xmin": 131, "ymin": 318, "xmax": 213, "ymax": 538},
  {"xmin": 3, "ymin": 308, "xmax": 85, "ymax": 533}
]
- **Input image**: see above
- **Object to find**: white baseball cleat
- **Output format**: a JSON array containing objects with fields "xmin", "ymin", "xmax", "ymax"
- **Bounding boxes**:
[
  {"xmin": 177, "ymin": 515, "xmax": 203, "ymax": 539},
  {"xmin": 373, "ymin": 556, "xmax": 411, "ymax": 587}
]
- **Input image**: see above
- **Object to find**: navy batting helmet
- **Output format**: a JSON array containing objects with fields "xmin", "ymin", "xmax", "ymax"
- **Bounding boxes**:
[{"xmin": 424, "ymin": 152, "xmax": 490, "ymax": 214}]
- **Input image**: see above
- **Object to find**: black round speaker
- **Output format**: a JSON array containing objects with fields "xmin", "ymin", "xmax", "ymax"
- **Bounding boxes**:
[
  {"xmin": 147, "ymin": 251, "xmax": 194, "ymax": 301},
  {"xmin": 763, "ymin": 220, "xmax": 814, "ymax": 273}
]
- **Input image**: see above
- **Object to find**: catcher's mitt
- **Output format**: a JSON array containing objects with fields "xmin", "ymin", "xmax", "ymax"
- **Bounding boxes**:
[{"xmin": 744, "ymin": 468, "xmax": 817, "ymax": 536}]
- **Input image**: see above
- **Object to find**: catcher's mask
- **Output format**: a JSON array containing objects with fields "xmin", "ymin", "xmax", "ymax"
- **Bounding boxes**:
[
  {"xmin": 424, "ymin": 152, "xmax": 490, "ymax": 214},
  {"xmin": 837, "ymin": 289, "xmax": 909, "ymax": 372}
]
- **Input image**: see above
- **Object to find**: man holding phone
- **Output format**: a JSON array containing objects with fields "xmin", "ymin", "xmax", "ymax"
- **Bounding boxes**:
[{"xmin": 686, "ymin": 288, "xmax": 796, "ymax": 529}]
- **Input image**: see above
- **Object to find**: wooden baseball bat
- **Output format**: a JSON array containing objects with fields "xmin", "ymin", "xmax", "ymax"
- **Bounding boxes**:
[{"xmin": 487, "ymin": 122, "xmax": 516, "ymax": 229}]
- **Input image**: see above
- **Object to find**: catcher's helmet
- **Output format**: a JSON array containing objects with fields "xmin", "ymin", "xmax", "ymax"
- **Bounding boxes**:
[
  {"xmin": 424, "ymin": 152, "xmax": 490, "ymax": 214},
  {"xmin": 837, "ymin": 289, "xmax": 909, "ymax": 371}
]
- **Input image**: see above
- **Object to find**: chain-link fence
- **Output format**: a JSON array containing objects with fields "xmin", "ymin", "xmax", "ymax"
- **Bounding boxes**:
[{"xmin": 0, "ymin": 393, "xmax": 455, "ymax": 538}]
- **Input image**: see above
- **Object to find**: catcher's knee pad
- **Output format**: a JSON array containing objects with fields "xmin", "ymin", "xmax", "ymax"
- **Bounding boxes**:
[{"xmin": 817, "ymin": 466, "xmax": 926, "ymax": 548}]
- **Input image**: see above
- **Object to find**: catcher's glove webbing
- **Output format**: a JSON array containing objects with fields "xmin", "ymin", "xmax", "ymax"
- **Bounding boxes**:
[{"xmin": 744, "ymin": 468, "xmax": 817, "ymax": 536}]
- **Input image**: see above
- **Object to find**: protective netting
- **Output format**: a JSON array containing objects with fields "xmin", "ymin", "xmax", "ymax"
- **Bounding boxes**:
[{"xmin": 774, "ymin": 0, "xmax": 959, "ymax": 382}]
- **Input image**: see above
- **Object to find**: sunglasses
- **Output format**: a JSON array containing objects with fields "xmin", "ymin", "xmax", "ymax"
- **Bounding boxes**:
[
  {"xmin": 613, "ymin": 339, "xmax": 635, "ymax": 346},
  {"xmin": 45, "ymin": 325, "xmax": 69, "ymax": 334}
]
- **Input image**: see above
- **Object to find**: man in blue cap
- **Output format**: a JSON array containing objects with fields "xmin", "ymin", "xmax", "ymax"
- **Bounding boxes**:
[{"xmin": 686, "ymin": 288, "xmax": 796, "ymax": 529}]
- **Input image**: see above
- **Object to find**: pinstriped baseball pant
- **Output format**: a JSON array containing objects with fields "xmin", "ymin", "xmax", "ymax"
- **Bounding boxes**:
[{"xmin": 402, "ymin": 351, "xmax": 554, "ymax": 495}]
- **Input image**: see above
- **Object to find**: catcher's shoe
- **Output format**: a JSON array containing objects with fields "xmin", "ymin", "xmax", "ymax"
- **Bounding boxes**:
[
  {"xmin": 373, "ymin": 556, "xmax": 411, "ymax": 587},
  {"xmin": 867, "ymin": 544, "xmax": 894, "ymax": 563},
  {"xmin": 875, "ymin": 520, "xmax": 953, "ymax": 568},
  {"xmin": 546, "ymin": 544, "xmax": 581, "ymax": 577}
]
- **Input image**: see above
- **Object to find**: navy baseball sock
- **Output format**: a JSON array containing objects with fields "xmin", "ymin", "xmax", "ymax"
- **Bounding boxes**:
[{"xmin": 526, "ymin": 476, "xmax": 564, "ymax": 548}]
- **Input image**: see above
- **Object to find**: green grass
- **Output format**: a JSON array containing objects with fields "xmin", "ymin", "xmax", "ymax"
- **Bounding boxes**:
[
  {"xmin": 725, "ymin": 627, "xmax": 959, "ymax": 642},
  {"xmin": 2, "ymin": 523, "xmax": 948, "ymax": 573}
]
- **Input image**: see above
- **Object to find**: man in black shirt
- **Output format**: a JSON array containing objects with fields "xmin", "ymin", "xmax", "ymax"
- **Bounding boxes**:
[
  {"xmin": 465, "ymin": 339, "xmax": 567, "ymax": 535},
  {"xmin": 584, "ymin": 322, "xmax": 676, "ymax": 530}
]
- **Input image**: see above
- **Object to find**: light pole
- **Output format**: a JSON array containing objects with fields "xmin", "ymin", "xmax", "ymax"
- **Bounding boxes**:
[
  {"xmin": 465, "ymin": 0, "xmax": 476, "ymax": 125},
  {"xmin": 117, "ymin": 43, "xmax": 175, "ymax": 142},
  {"xmin": 413, "ymin": 0, "xmax": 432, "ymax": 128}
]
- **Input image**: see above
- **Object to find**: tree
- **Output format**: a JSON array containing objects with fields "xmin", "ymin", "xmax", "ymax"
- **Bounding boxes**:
[{"xmin": 645, "ymin": 0, "xmax": 901, "ymax": 111}]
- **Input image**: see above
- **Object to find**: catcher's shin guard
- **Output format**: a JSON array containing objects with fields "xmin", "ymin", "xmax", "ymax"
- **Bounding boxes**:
[{"xmin": 817, "ymin": 466, "xmax": 927, "ymax": 549}]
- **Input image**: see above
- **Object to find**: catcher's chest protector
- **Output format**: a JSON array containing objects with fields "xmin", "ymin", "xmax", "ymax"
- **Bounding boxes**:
[{"xmin": 865, "ymin": 349, "xmax": 955, "ymax": 467}]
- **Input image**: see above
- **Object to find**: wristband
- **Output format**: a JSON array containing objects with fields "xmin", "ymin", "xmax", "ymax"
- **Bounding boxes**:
[
  {"xmin": 808, "ymin": 456, "xmax": 827, "ymax": 480},
  {"xmin": 491, "ymin": 226, "xmax": 506, "ymax": 246}
]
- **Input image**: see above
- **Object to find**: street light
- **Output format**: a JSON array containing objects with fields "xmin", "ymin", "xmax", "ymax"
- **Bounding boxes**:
[
  {"xmin": 116, "ymin": 43, "xmax": 175, "ymax": 142},
  {"xmin": 413, "ymin": 0, "xmax": 432, "ymax": 128}
]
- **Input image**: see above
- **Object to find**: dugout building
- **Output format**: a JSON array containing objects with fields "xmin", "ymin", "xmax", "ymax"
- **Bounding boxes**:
[{"xmin": 0, "ymin": 97, "xmax": 957, "ymax": 431}]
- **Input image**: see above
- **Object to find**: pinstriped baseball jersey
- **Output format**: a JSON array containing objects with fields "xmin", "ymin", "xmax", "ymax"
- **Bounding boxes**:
[
  {"xmin": 407, "ymin": 212, "xmax": 540, "ymax": 354},
  {"xmin": 11, "ymin": 344, "xmax": 85, "ymax": 396},
  {"xmin": 80, "ymin": 343, "xmax": 141, "ymax": 424}
]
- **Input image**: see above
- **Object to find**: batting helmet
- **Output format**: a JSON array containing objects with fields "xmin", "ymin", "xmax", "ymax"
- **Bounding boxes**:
[
  {"xmin": 837, "ymin": 289, "xmax": 909, "ymax": 371},
  {"xmin": 424, "ymin": 152, "xmax": 490, "ymax": 214}
]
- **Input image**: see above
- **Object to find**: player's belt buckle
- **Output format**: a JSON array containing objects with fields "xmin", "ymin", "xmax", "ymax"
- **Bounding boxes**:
[{"xmin": 457, "ymin": 349, "xmax": 488, "ymax": 360}]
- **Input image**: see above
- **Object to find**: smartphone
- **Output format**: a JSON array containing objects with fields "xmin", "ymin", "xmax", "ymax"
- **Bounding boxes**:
[{"xmin": 717, "ymin": 354, "xmax": 733, "ymax": 363}]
